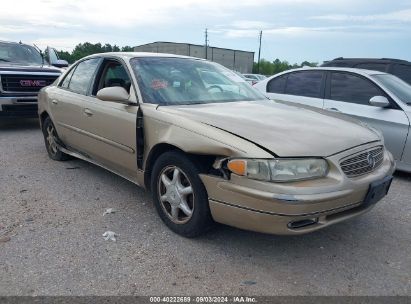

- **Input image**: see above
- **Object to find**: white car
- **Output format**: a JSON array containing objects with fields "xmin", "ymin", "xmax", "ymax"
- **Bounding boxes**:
[
  {"xmin": 243, "ymin": 74, "xmax": 266, "ymax": 85},
  {"xmin": 254, "ymin": 67, "xmax": 411, "ymax": 173}
]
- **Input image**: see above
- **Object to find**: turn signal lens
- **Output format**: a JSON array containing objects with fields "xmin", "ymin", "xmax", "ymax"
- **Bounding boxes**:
[{"xmin": 227, "ymin": 160, "xmax": 247, "ymax": 176}]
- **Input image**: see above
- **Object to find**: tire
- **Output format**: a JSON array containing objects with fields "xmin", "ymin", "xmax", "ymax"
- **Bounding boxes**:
[
  {"xmin": 151, "ymin": 151, "xmax": 213, "ymax": 237},
  {"xmin": 42, "ymin": 117, "xmax": 70, "ymax": 161}
]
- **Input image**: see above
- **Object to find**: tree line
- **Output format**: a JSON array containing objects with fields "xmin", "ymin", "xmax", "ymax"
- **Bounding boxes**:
[
  {"xmin": 56, "ymin": 42, "xmax": 134, "ymax": 63},
  {"xmin": 253, "ymin": 58, "xmax": 318, "ymax": 75},
  {"xmin": 56, "ymin": 42, "xmax": 318, "ymax": 76}
]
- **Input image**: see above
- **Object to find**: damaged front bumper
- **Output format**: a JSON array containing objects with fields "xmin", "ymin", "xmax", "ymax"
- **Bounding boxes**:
[{"xmin": 200, "ymin": 143, "xmax": 396, "ymax": 235}]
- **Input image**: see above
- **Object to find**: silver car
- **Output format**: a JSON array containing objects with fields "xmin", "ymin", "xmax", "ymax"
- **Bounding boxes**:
[{"xmin": 255, "ymin": 67, "xmax": 411, "ymax": 173}]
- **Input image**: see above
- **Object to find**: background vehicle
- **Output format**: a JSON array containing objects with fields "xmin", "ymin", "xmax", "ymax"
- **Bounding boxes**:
[
  {"xmin": 322, "ymin": 58, "xmax": 411, "ymax": 85},
  {"xmin": 243, "ymin": 73, "xmax": 267, "ymax": 85},
  {"xmin": 38, "ymin": 53, "xmax": 394, "ymax": 237},
  {"xmin": 255, "ymin": 67, "xmax": 411, "ymax": 173},
  {"xmin": 0, "ymin": 41, "xmax": 66, "ymax": 118}
]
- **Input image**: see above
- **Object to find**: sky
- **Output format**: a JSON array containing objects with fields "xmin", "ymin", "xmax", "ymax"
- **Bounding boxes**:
[{"xmin": 1, "ymin": 0, "xmax": 410, "ymax": 64}]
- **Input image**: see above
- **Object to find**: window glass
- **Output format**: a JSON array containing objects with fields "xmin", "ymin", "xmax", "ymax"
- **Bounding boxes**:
[
  {"xmin": 130, "ymin": 57, "xmax": 265, "ymax": 106},
  {"xmin": 68, "ymin": 58, "xmax": 100, "ymax": 95},
  {"xmin": 100, "ymin": 61, "xmax": 131, "ymax": 93},
  {"xmin": 267, "ymin": 75, "xmax": 286, "ymax": 93},
  {"xmin": 373, "ymin": 74, "xmax": 411, "ymax": 105},
  {"xmin": 0, "ymin": 42, "xmax": 43, "ymax": 65},
  {"xmin": 285, "ymin": 71, "xmax": 323, "ymax": 98},
  {"xmin": 391, "ymin": 64, "xmax": 411, "ymax": 85},
  {"xmin": 330, "ymin": 72, "xmax": 384, "ymax": 105},
  {"xmin": 60, "ymin": 67, "xmax": 75, "ymax": 88},
  {"xmin": 355, "ymin": 63, "xmax": 388, "ymax": 72}
]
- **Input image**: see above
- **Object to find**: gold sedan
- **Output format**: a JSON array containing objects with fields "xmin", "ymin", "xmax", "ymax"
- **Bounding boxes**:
[{"xmin": 38, "ymin": 53, "xmax": 395, "ymax": 237}]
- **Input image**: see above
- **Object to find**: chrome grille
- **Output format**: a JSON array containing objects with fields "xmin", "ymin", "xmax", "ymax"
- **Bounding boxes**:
[
  {"xmin": 340, "ymin": 146, "xmax": 384, "ymax": 177},
  {"xmin": 0, "ymin": 74, "xmax": 58, "ymax": 93}
]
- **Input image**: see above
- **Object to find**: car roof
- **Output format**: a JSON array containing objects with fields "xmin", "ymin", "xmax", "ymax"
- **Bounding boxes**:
[
  {"xmin": 277, "ymin": 66, "xmax": 388, "ymax": 77},
  {"xmin": 325, "ymin": 57, "xmax": 410, "ymax": 64},
  {"xmin": 0, "ymin": 40, "xmax": 35, "ymax": 48},
  {"xmin": 84, "ymin": 52, "xmax": 206, "ymax": 61}
]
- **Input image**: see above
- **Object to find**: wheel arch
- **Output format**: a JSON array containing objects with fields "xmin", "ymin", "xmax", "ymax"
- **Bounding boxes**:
[{"xmin": 143, "ymin": 143, "xmax": 217, "ymax": 191}]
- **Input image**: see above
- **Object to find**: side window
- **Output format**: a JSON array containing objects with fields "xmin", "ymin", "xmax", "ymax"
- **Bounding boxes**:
[
  {"xmin": 68, "ymin": 58, "xmax": 100, "ymax": 95},
  {"xmin": 95, "ymin": 60, "xmax": 131, "ymax": 94},
  {"xmin": 391, "ymin": 64, "xmax": 411, "ymax": 85},
  {"xmin": 267, "ymin": 75, "xmax": 287, "ymax": 93},
  {"xmin": 330, "ymin": 72, "xmax": 385, "ymax": 106},
  {"xmin": 285, "ymin": 71, "xmax": 324, "ymax": 98},
  {"xmin": 60, "ymin": 67, "xmax": 76, "ymax": 89},
  {"xmin": 355, "ymin": 63, "xmax": 388, "ymax": 72}
]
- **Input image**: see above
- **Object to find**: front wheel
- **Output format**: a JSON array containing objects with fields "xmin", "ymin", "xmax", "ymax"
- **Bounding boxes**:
[
  {"xmin": 151, "ymin": 151, "xmax": 213, "ymax": 237},
  {"xmin": 42, "ymin": 117, "xmax": 70, "ymax": 161}
]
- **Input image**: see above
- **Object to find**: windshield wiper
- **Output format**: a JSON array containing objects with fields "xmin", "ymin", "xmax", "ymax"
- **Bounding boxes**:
[{"xmin": 0, "ymin": 58, "xmax": 10, "ymax": 62}]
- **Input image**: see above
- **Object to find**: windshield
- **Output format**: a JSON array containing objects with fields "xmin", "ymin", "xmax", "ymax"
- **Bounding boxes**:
[
  {"xmin": 373, "ymin": 74, "xmax": 411, "ymax": 105},
  {"xmin": 0, "ymin": 42, "xmax": 43, "ymax": 65},
  {"xmin": 130, "ymin": 57, "xmax": 266, "ymax": 105}
]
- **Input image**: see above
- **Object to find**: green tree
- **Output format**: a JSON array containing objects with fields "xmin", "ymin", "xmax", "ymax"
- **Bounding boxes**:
[
  {"xmin": 253, "ymin": 58, "xmax": 318, "ymax": 75},
  {"xmin": 55, "ymin": 42, "xmax": 136, "ymax": 64}
]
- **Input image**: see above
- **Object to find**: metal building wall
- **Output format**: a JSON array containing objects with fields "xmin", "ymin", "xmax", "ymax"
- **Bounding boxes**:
[{"xmin": 134, "ymin": 42, "xmax": 254, "ymax": 73}]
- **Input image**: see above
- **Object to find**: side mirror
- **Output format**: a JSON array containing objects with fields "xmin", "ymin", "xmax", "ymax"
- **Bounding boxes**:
[
  {"xmin": 52, "ymin": 59, "xmax": 69, "ymax": 68},
  {"xmin": 97, "ymin": 86, "xmax": 134, "ymax": 104},
  {"xmin": 369, "ymin": 96, "xmax": 390, "ymax": 108}
]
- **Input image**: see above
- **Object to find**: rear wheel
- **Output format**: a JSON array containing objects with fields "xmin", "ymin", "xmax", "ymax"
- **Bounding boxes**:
[
  {"xmin": 151, "ymin": 151, "xmax": 213, "ymax": 237},
  {"xmin": 42, "ymin": 117, "xmax": 70, "ymax": 161}
]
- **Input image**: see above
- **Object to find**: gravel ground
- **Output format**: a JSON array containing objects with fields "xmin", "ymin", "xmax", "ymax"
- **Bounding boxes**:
[{"xmin": 0, "ymin": 119, "xmax": 410, "ymax": 296}]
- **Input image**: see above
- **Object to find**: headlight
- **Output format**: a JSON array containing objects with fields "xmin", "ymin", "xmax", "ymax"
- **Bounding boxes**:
[{"xmin": 227, "ymin": 158, "xmax": 328, "ymax": 182}]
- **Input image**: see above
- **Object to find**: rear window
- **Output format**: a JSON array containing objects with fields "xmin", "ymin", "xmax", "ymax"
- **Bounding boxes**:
[
  {"xmin": 267, "ymin": 75, "xmax": 287, "ymax": 94},
  {"xmin": 68, "ymin": 58, "xmax": 100, "ymax": 95},
  {"xmin": 285, "ymin": 71, "xmax": 323, "ymax": 98}
]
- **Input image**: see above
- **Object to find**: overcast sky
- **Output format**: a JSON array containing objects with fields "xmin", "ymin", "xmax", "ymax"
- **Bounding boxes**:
[{"xmin": 1, "ymin": 0, "xmax": 410, "ymax": 64}]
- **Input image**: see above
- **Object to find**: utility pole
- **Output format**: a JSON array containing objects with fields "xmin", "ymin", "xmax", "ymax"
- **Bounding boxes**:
[
  {"xmin": 257, "ymin": 30, "xmax": 262, "ymax": 73},
  {"xmin": 205, "ymin": 28, "xmax": 208, "ymax": 60}
]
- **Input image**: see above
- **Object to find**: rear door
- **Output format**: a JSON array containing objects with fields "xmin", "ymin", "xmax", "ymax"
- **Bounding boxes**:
[
  {"xmin": 323, "ymin": 71, "xmax": 409, "ymax": 160},
  {"xmin": 50, "ymin": 58, "xmax": 101, "ymax": 150},
  {"xmin": 265, "ymin": 70, "xmax": 325, "ymax": 108}
]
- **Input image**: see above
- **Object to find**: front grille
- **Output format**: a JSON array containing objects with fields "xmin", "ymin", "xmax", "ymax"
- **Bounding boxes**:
[
  {"xmin": 0, "ymin": 74, "xmax": 58, "ymax": 93},
  {"xmin": 340, "ymin": 146, "xmax": 384, "ymax": 177}
]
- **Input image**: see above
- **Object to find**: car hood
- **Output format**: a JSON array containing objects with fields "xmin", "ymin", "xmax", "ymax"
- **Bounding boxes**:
[
  {"xmin": 158, "ymin": 100, "xmax": 380, "ymax": 157},
  {"xmin": 0, "ymin": 64, "xmax": 62, "ymax": 73}
]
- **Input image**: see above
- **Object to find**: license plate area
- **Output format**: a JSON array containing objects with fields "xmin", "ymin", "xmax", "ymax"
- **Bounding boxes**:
[{"xmin": 363, "ymin": 176, "xmax": 393, "ymax": 208}]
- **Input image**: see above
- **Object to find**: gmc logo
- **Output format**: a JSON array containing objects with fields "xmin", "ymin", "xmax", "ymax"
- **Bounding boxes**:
[{"xmin": 20, "ymin": 80, "xmax": 47, "ymax": 87}]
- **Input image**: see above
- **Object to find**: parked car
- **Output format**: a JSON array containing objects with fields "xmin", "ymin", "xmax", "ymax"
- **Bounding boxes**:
[
  {"xmin": 0, "ymin": 41, "xmax": 66, "ymax": 118},
  {"xmin": 321, "ymin": 57, "xmax": 411, "ymax": 85},
  {"xmin": 38, "ymin": 53, "xmax": 395, "ymax": 237},
  {"xmin": 255, "ymin": 67, "xmax": 411, "ymax": 173},
  {"xmin": 243, "ymin": 73, "xmax": 267, "ymax": 85},
  {"xmin": 243, "ymin": 73, "xmax": 266, "ymax": 80}
]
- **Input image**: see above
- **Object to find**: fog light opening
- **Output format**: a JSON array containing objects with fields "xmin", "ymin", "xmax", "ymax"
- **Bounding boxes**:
[{"xmin": 288, "ymin": 218, "xmax": 318, "ymax": 229}]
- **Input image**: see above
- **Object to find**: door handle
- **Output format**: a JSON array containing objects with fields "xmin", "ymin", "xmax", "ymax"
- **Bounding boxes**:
[
  {"xmin": 83, "ymin": 108, "xmax": 93, "ymax": 116},
  {"xmin": 51, "ymin": 99, "xmax": 58, "ymax": 105},
  {"xmin": 326, "ymin": 107, "xmax": 340, "ymax": 112}
]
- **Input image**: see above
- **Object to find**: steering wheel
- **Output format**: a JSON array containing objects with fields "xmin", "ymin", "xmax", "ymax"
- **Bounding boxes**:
[{"xmin": 207, "ymin": 85, "xmax": 224, "ymax": 93}]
